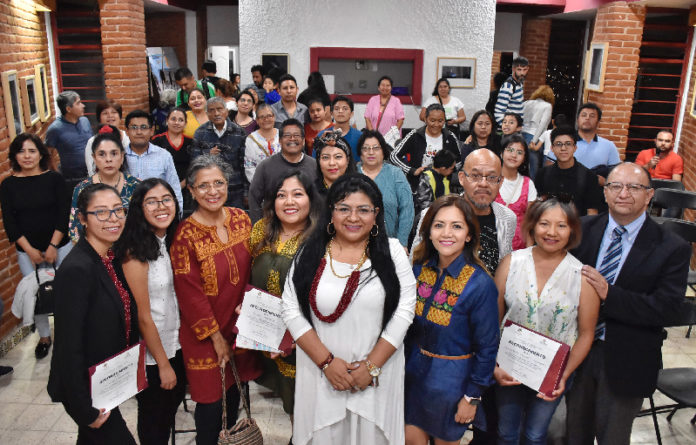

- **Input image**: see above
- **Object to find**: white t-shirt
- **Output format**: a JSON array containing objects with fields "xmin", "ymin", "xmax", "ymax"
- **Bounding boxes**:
[
  {"xmin": 499, "ymin": 173, "xmax": 537, "ymax": 205},
  {"xmin": 423, "ymin": 133, "xmax": 443, "ymax": 167},
  {"xmin": 540, "ymin": 129, "xmax": 553, "ymax": 157},
  {"xmin": 422, "ymin": 95, "xmax": 465, "ymax": 121}
]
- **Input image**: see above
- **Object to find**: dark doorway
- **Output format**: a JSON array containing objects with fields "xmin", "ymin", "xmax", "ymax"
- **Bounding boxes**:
[{"xmin": 546, "ymin": 19, "xmax": 587, "ymax": 124}]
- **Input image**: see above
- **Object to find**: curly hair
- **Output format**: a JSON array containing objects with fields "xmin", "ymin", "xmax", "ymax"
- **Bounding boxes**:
[{"xmin": 530, "ymin": 85, "xmax": 555, "ymax": 106}]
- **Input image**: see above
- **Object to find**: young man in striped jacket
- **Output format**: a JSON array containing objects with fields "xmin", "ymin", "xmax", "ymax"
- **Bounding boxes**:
[{"xmin": 494, "ymin": 56, "xmax": 529, "ymax": 126}]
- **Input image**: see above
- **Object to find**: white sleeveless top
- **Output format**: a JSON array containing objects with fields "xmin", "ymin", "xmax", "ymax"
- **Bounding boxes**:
[
  {"xmin": 145, "ymin": 235, "xmax": 181, "ymax": 365},
  {"xmin": 502, "ymin": 247, "xmax": 582, "ymax": 346}
]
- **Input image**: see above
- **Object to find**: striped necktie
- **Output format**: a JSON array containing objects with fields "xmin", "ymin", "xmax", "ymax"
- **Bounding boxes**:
[{"xmin": 595, "ymin": 225, "xmax": 627, "ymax": 341}]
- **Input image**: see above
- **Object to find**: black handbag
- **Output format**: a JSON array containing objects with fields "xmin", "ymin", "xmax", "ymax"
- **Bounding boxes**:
[{"xmin": 34, "ymin": 266, "xmax": 56, "ymax": 315}]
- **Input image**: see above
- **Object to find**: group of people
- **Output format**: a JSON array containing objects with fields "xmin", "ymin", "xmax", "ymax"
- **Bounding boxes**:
[{"xmin": 0, "ymin": 55, "xmax": 691, "ymax": 445}]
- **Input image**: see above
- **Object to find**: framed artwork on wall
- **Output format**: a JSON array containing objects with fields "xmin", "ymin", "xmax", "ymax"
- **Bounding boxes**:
[
  {"xmin": 20, "ymin": 75, "xmax": 40, "ymax": 127},
  {"xmin": 436, "ymin": 57, "xmax": 476, "ymax": 88},
  {"xmin": 262, "ymin": 53, "xmax": 289, "ymax": 74},
  {"xmin": 586, "ymin": 42, "xmax": 608, "ymax": 92},
  {"xmin": 1, "ymin": 70, "xmax": 24, "ymax": 139},
  {"xmin": 35, "ymin": 64, "xmax": 51, "ymax": 122}
]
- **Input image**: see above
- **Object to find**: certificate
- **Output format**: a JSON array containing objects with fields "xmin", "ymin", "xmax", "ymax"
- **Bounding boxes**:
[
  {"xmin": 235, "ymin": 286, "xmax": 291, "ymax": 353},
  {"xmin": 89, "ymin": 341, "xmax": 147, "ymax": 412},
  {"xmin": 496, "ymin": 320, "xmax": 570, "ymax": 397}
]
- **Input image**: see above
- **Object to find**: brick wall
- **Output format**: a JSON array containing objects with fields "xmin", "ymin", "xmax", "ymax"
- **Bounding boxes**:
[
  {"xmin": 586, "ymin": 1, "xmax": 646, "ymax": 158},
  {"xmin": 519, "ymin": 16, "xmax": 551, "ymax": 100},
  {"xmin": 100, "ymin": 0, "xmax": 149, "ymax": 114},
  {"xmin": 491, "ymin": 51, "xmax": 502, "ymax": 90},
  {"xmin": 145, "ymin": 12, "xmax": 187, "ymax": 68},
  {"xmin": 0, "ymin": 2, "xmax": 56, "ymax": 339}
]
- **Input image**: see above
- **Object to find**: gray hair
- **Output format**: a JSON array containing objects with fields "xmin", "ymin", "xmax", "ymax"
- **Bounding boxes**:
[
  {"xmin": 205, "ymin": 96, "xmax": 227, "ymax": 111},
  {"xmin": 57, "ymin": 91, "xmax": 80, "ymax": 116},
  {"xmin": 186, "ymin": 154, "xmax": 233, "ymax": 186},
  {"xmin": 256, "ymin": 102, "xmax": 274, "ymax": 117}
]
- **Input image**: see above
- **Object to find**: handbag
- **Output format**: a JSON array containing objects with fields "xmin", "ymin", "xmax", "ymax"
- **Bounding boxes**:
[
  {"xmin": 218, "ymin": 356, "xmax": 263, "ymax": 445},
  {"xmin": 34, "ymin": 266, "xmax": 56, "ymax": 315}
]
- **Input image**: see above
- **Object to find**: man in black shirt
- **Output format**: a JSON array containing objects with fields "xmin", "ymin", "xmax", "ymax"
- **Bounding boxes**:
[{"xmin": 534, "ymin": 126, "xmax": 602, "ymax": 216}]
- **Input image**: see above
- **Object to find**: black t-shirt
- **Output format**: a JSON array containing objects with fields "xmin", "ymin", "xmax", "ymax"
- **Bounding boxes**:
[
  {"xmin": 534, "ymin": 160, "xmax": 603, "ymax": 216},
  {"xmin": 477, "ymin": 212, "xmax": 499, "ymax": 275},
  {"xmin": 151, "ymin": 133, "xmax": 193, "ymax": 181}
]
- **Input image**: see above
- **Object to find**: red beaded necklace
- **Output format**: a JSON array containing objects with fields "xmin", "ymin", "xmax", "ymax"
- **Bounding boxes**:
[{"xmin": 309, "ymin": 241, "xmax": 367, "ymax": 323}]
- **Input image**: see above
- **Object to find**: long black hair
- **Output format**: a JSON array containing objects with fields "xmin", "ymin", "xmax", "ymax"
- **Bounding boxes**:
[
  {"xmin": 113, "ymin": 178, "xmax": 181, "ymax": 262},
  {"xmin": 291, "ymin": 174, "xmax": 400, "ymax": 331}
]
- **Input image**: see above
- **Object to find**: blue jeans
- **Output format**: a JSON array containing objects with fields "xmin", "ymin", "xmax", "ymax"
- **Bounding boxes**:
[
  {"xmin": 522, "ymin": 132, "xmax": 540, "ymax": 180},
  {"xmin": 495, "ymin": 376, "xmax": 572, "ymax": 445},
  {"xmin": 17, "ymin": 243, "xmax": 72, "ymax": 338}
]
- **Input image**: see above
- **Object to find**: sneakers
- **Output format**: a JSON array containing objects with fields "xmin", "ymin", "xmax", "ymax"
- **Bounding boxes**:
[
  {"xmin": 35, "ymin": 338, "xmax": 52, "ymax": 359},
  {"xmin": 0, "ymin": 365, "xmax": 13, "ymax": 378}
]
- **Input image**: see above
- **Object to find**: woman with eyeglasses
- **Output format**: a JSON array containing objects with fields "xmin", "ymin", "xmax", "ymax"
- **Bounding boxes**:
[
  {"xmin": 114, "ymin": 179, "xmax": 184, "ymax": 445},
  {"xmin": 48, "ymin": 183, "xmax": 138, "ymax": 444},
  {"xmin": 0, "ymin": 133, "xmax": 72, "ymax": 359},
  {"xmin": 69, "ymin": 130, "xmax": 141, "ymax": 243},
  {"xmin": 493, "ymin": 196, "xmax": 599, "ymax": 445},
  {"xmin": 495, "ymin": 134, "xmax": 538, "ymax": 250},
  {"xmin": 405, "ymin": 194, "xmax": 499, "ymax": 445},
  {"xmin": 170, "ymin": 155, "xmax": 261, "ymax": 445},
  {"xmin": 232, "ymin": 89, "xmax": 259, "ymax": 135},
  {"xmin": 183, "ymin": 88, "xmax": 209, "ymax": 138},
  {"xmin": 313, "ymin": 130, "xmax": 357, "ymax": 197},
  {"xmin": 283, "ymin": 174, "xmax": 416, "ymax": 445},
  {"xmin": 244, "ymin": 103, "xmax": 281, "ymax": 183},
  {"xmin": 357, "ymin": 129, "xmax": 414, "ymax": 248}
]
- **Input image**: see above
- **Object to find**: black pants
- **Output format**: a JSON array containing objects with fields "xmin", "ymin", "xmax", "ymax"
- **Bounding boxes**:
[
  {"xmin": 193, "ymin": 383, "xmax": 241, "ymax": 445},
  {"xmin": 136, "ymin": 350, "xmax": 187, "ymax": 445},
  {"xmin": 470, "ymin": 386, "xmax": 498, "ymax": 445},
  {"xmin": 76, "ymin": 407, "xmax": 136, "ymax": 445}
]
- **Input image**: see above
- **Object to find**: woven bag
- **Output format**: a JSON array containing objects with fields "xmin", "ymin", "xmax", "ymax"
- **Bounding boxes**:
[{"xmin": 217, "ymin": 356, "xmax": 263, "ymax": 445}]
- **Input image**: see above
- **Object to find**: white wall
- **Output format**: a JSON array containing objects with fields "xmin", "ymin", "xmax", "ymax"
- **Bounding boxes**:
[
  {"xmin": 239, "ymin": 0, "xmax": 496, "ymax": 130},
  {"xmin": 494, "ymin": 13, "xmax": 522, "ymax": 53},
  {"xmin": 207, "ymin": 6, "xmax": 239, "ymax": 46}
]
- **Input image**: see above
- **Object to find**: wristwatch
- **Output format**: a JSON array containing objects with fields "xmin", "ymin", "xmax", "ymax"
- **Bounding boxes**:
[
  {"xmin": 464, "ymin": 395, "xmax": 481, "ymax": 406},
  {"xmin": 365, "ymin": 359, "xmax": 381, "ymax": 387}
]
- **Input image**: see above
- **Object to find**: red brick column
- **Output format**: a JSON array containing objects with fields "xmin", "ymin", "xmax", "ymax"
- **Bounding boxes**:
[
  {"xmin": 100, "ymin": 0, "xmax": 149, "ymax": 115},
  {"xmin": 490, "ymin": 51, "xmax": 502, "ymax": 90},
  {"xmin": 586, "ymin": 2, "xmax": 646, "ymax": 158},
  {"xmin": 519, "ymin": 16, "xmax": 551, "ymax": 100}
]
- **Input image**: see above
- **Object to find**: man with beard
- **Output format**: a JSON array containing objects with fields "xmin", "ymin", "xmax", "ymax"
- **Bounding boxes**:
[
  {"xmin": 191, "ymin": 97, "xmax": 248, "ymax": 209},
  {"xmin": 248, "ymin": 118, "xmax": 317, "ymax": 223},
  {"xmin": 244, "ymin": 64, "xmax": 266, "ymax": 102},
  {"xmin": 494, "ymin": 57, "xmax": 529, "ymax": 126},
  {"xmin": 635, "ymin": 129, "xmax": 683, "ymax": 181}
]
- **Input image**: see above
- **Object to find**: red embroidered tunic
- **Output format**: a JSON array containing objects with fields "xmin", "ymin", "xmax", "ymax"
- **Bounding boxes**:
[{"xmin": 171, "ymin": 207, "xmax": 261, "ymax": 403}]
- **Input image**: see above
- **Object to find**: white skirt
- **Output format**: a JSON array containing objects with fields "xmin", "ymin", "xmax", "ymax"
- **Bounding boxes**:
[{"xmin": 307, "ymin": 410, "xmax": 390, "ymax": 445}]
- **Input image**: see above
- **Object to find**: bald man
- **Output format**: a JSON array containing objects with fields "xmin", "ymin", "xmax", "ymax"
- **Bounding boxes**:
[{"xmin": 566, "ymin": 163, "xmax": 691, "ymax": 445}]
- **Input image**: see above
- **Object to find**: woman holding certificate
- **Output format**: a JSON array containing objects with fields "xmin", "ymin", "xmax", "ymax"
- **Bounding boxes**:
[
  {"xmin": 48, "ymin": 183, "xmax": 138, "ymax": 444},
  {"xmin": 170, "ymin": 155, "xmax": 261, "ymax": 445},
  {"xmin": 115, "ymin": 178, "xmax": 185, "ymax": 445},
  {"xmin": 282, "ymin": 174, "xmax": 417, "ymax": 445},
  {"xmin": 249, "ymin": 170, "xmax": 319, "ymax": 420},
  {"xmin": 404, "ymin": 194, "xmax": 500, "ymax": 445},
  {"xmin": 493, "ymin": 196, "xmax": 599, "ymax": 445}
]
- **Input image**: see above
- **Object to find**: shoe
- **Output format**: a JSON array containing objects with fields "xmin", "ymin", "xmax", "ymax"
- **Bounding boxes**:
[
  {"xmin": 0, "ymin": 366, "xmax": 13, "ymax": 378},
  {"xmin": 35, "ymin": 338, "xmax": 52, "ymax": 359}
]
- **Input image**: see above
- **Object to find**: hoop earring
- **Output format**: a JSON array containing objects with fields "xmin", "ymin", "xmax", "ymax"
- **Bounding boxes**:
[
  {"xmin": 327, "ymin": 222, "xmax": 336, "ymax": 236},
  {"xmin": 370, "ymin": 225, "xmax": 379, "ymax": 237}
]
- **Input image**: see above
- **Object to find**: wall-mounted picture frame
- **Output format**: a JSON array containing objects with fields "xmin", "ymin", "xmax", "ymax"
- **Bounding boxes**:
[
  {"xmin": 586, "ymin": 42, "xmax": 609, "ymax": 92},
  {"xmin": 262, "ymin": 53, "xmax": 289, "ymax": 74},
  {"xmin": 436, "ymin": 57, "xmax": 476, "ymax": 88},
  {"xmin": 20, "ymin": 75, "xmax": 40, "ymax": 127},
  {"xmin": 35, "ymin": 64, "xmax": 51, "ymax": 122},
  {"xmin": 2, "ymin": 70, "xmax": 24, "ymax": 139}
]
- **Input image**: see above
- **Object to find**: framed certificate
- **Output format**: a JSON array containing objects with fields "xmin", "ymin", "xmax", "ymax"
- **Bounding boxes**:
[{"xmin": 496, "ymin": 320, "xmax": 570, "ymax": 397}]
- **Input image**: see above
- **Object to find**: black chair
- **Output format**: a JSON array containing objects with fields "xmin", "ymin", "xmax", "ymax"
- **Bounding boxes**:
[
  {"xmin": 649, "ymin": 189, "xmax": 696, "ymax": 220},
  {"xmin": 660, "ymin": 219, "xmax": 696, "ymax": 338},
  {"xmin": 638, "ymin": 368, "xmax": 696, "ymax": 445},
  {"xmin": 651, "ymin": 178, "xmax": 685, "ymax": 191}
]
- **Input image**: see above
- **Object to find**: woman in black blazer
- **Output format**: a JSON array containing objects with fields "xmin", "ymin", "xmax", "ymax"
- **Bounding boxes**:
[{"xmin": 48, "ymin": 183, "xmax": 138, "ymax": 444}]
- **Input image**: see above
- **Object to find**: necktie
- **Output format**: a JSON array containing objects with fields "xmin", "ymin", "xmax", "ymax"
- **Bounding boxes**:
[{"xmin": 595, "ymin": 225, "xmax": 626, "ymax": 340}]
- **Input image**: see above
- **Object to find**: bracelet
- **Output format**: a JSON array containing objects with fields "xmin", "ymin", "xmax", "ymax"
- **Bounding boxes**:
[
  {"xmin": 49, "ymin": 243, "xmax": 58, "ymax": 249},
  {"xmin": 317, "ymin": 352, "xmax": 334, "ymax": 371}
]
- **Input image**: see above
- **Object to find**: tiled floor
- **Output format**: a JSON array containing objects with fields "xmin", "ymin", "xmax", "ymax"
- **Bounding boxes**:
[{"xmin": 0, "ymin": 325, "xmax": 694, "ymax": 444}]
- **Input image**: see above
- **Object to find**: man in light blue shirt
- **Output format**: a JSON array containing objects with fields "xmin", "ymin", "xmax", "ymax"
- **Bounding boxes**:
[
  {"xmin": 546, "ymin": 103, "xmax": 620, "ymax": 184},
  {"xmin": 124, "ymin": 110, "xmax": 183, "ymax": 211}
]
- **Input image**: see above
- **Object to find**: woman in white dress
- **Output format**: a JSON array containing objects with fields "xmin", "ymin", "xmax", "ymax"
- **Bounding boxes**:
[
  {"xmin": 283, "ymin": 174, "xmax": 416, "ymax": 445},
  {"xmin": 493, "ymin": 196, "xmax": 599, "ymax": 444}
]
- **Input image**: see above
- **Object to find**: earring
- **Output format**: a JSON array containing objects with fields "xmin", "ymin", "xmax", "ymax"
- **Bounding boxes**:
[
  {"xmin": 327, "ymin": 222, "xmax": 336, "ymax": 236},
  {"xmin": 370, "ymin": 225, "xmax": 379, "ymax": 237}
]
